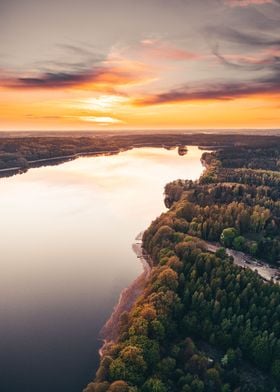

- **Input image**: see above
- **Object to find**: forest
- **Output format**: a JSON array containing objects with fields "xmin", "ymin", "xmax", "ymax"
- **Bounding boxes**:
[
  {"xmin": 84, "ymin": 140, "xmax": 280, "ymax": 392},
  {"xmin": 165, "ymin": 145, "xmax": 280, "ymax": 264},
  {"xmin": 0, "ymin": 133, "xmax": 279, "ymax": 173}
]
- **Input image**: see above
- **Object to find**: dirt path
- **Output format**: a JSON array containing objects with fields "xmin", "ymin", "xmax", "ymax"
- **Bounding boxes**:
[{"xmin": 202, "ymin": 239, "xmax": 280, "ymax": 284}]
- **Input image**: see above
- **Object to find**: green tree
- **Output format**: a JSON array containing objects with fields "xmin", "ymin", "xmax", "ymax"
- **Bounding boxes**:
[
  {"xmin": 220, "ymin": 228, "xmax": 238, "ymax": 247},
  {"xmin": 271, "ymin": 360, "xmax": 280, "ymax": 383},
  {"xmin": 233, "ymin": 236, "xmax": 245, "ymax": 251},
  {"xmin": 142, "ymin": 377, "xmax": 167, "ymax": 392}
]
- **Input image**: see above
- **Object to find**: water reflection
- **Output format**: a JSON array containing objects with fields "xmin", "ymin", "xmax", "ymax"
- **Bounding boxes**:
[{"xmin": 0, "ymin": 146, "xmax": 204, "ymax": 392}]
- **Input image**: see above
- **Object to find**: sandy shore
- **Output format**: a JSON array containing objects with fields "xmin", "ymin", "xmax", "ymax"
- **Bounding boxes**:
[{"xmin": 98, "ymin": 232, "xmax": 152, "ymax": 357}]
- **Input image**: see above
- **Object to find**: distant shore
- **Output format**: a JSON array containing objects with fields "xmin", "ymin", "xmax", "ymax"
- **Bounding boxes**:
[
  {"xmin": 0, "ymin": 143, "xmax": 187, "ymax": 177},
  {"xmin": 1, "ymin": 133, "xmax": 280, "ymax": 179}
]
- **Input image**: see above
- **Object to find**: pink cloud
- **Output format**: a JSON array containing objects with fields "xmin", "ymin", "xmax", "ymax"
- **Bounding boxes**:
[
  {"xmin": 225, "ymin": 0, "xmax": 273, "ymax": 6},
  {"xmin": 140, "ymin": 39, "xmax": 200, "ymax": 61},
  {"xmin": 220, "ymin": 47, "xmax": 280, "ymax": 65}
]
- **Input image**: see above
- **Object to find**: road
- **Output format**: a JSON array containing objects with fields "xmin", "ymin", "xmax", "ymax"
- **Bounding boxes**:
[{"xmin": 204, "ymin": 240, "xmax": 280, "ymax": 284}]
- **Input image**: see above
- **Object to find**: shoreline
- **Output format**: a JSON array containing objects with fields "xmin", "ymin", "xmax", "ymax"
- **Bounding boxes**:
[
  {"xmin": 0, "ymin": 148, "xmax": 122, "ymax": 175},
  {"xmin": 98, "ymin": 232, "xmax": 152, "ymax": 357},
  {"xmin": 0, "ymin": 142, "xmax": 193, "ymax": 177}
]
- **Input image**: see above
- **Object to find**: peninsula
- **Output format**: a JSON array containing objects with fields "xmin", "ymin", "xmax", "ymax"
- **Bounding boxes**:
[{"xmin": 83, "ymin": 135, "xmax": 280, "ymax": 392}]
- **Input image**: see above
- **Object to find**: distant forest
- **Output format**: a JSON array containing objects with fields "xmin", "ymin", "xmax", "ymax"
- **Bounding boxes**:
[
  {"xmin": 84, "ymin": 138, "xmax": 280, "ymax": 391},
  {"xmin": 0, "ymin": 133, "xmax": 279, "ymax": 174}
]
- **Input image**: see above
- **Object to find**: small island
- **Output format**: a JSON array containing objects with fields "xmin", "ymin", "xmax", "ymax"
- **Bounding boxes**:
[{"xmin": 178, "ymin": 146, "xmax": 188, "ymax": 156}]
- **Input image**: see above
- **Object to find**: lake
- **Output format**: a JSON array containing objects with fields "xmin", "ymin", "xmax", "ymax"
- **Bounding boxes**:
[{"xmin": 0, "ymin": 146, "xmax": 205, "ymax": 392}]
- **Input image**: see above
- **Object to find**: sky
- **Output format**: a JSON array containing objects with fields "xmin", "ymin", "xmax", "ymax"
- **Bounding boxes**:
[{"xmin": 0, "ymin": 0, "xmax": 279, "ymax": 131}]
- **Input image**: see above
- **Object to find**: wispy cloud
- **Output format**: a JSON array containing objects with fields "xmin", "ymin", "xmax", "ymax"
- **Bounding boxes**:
[
  {"xmin": 206, "ymin": 26, "xmax": 280, "ymax": 47},
  {"xmin": 139, "ymin": 39, "xmax": 200, "ymax": 61},
  {"xmin": 0, "ymin": 60, "xmax": 153, "ymax": 90},
  {"xmin": 225, "ymin": 0, "xmax": 273, "ymax": 7},
  {"xmin": 24, "ymin": 114, "xmax": 63, "ymax": 120},
  {"xmin": 0, "ymin": 39, "xmax": 157, "ymax": 91},
  {"xmin": 134, "ymin": 38, "xmax": 280, "ymax": 105},
  {"xmin": 213, "ymin": 45, "xmax": 280, "ymax": 70},
  {"xmin": 134, "ymin": 73, "xmax": 280, "ymax": 106},
  {"xmin": 3, "ymin": 70, "xmax": 95, "ymax": 88}
]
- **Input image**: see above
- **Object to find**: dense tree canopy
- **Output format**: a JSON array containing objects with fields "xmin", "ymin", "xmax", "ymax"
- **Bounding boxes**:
[{"xmin": 84, "ymin": 142, "xmax": 280, "ymax": 392}]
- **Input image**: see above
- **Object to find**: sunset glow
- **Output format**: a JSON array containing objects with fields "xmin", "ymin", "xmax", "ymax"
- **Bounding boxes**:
[{"xmin": 0, "ymin": 0, "xmax": 279, "ymax": 130}]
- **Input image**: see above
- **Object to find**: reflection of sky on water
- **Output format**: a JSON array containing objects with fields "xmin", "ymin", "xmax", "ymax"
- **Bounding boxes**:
[{"xmin": 0, "ymin": 146, "xmax": 204, "ymax": 392}]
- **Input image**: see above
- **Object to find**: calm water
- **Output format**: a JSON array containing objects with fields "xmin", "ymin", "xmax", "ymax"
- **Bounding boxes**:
[{"xmin": 0, "ymin": 146, "xmax": 204, "ymax": 392}]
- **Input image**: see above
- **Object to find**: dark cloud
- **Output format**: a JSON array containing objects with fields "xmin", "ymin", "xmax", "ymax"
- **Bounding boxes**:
[
  {"xmin": 135, "ymin": 20, "xmax": 280, "ymax": 107},
  {"xmin": 189, "ymin": 16, "xmax": 280, "ymax": 106},
  {"xmin": 213, "ymin": 46, "xmax": 262, "ymax": 70},
  {"xmin": 212, "ymin": 44, "xmax": 280, "ymax": 71},
  {"xmin": 55, "ymin": 44, "xmax": 104, "ymax": 64},
  {"xmin": 57, "ymin": 44, "xmax": 96, "ymax": 57},
  {"xmin": 0, "ymin": 59, "xmax": 150, "ymax": 90},
  {"xmin": 133, "ymin": 82, "xmax": 277, "ymax": 105},
  {"xmin": 134, "ymin": 65, "xmax": 280, "ymax": 105},
  {"xmin": 0, "ymin": 40, "xmax": 108, "ymax": 85},
  {"xmin": 5, "ymin": 69, "xmax": 97, "ymax": 88},
  {"xmin": 207, "ymin": 26, "xmax": 280, "ymax": 47}
]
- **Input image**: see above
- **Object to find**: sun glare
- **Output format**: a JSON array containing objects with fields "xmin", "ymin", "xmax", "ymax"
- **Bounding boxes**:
[
  {"xmin": 79, "ymin": 95, "xmax": 127, "ymax": 112},
  {"xmin": 79, "ymin": 116, "xmax": 124, "ymax": 125}
]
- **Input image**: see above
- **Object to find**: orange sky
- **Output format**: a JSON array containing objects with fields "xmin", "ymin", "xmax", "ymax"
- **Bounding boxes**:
[
  {"xmin": 1, "ymin": 78, "xmax": 279, "ymax": 131},
  {"xmin": 0, "ymin": 0, "xmax": 279, "ymax": 131}
]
